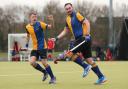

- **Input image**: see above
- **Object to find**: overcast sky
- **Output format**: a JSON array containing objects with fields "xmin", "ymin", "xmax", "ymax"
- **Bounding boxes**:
[{"xmin": 0, "ymin": 0, "xmax": 128, "ymax": 8}]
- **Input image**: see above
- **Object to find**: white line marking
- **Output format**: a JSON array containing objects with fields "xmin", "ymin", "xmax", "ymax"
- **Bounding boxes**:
[
  {"xmin": 0, "ymin": 73, "xmax": 38, "ymax": 77},
  {"xmin": 0, "ymin": 71, "xmax": 82, "ymax": 77}
]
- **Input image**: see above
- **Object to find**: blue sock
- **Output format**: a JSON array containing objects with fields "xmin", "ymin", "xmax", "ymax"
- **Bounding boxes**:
[
  {"xmin": 91, "ymin": 66, "xmax": 104, "ymax": 78},
  {"xmin": 74, "ymin": 57, "xmax": 88, "ymax": 69},
  {"xmin": 46, "ymin": 65, "xmax": 54, "ymax": 79},
  {"xmin": 34, "ymin": 63, "xmax": 46, "ymax": 74}
]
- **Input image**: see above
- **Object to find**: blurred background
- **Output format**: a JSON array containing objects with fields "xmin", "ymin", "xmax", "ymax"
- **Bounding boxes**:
[{"xmin": 0, "ymin": 0, "xmax": 128, "ymax": 61}]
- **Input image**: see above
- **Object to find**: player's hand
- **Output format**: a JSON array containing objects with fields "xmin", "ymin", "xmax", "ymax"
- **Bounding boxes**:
[
  {"xmin": 54, "ymin": 60, "xmax": 58, "ymax": 64},
  {"xmin": 65, "ymin": 51, "xmax": 73, "ymax": 58},
  {"xmin": 48, "ymin": 24, "xmax": 52, "ymax": 29},
  {"xmin": 85, "ymin": 35, "xmax": 91, "ymax": 41},
  {"xmin": 25, "ymin": 43, "xmax": 29, "ymax": 48},
  {"xmin": 51, "ymin": 37, "xmax": 58, "ymax": 42},
  {"xmin": 47, "ymin": 15, "xmax": 54, "ymax": 21},
  {"xmin": 53, "ymin": 58, "xmax": 59, "ymax": 64},
  {"xmin": 51, "ymin": 38, "xmax": 56, "ymax": 41}
]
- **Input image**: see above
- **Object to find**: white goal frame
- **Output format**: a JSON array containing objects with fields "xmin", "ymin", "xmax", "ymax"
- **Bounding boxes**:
[{"xmin": 8, "ymin": 33, "xmax": 32, "ymax": 61}]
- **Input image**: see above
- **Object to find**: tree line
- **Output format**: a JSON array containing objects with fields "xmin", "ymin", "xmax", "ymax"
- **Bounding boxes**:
[{"xmin": 0, "ymin": 0, "xmax": 128, "ymax": 52}]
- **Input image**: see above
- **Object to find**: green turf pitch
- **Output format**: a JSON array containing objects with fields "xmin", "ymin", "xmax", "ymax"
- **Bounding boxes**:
[{"xmin": 0, "ymin": 61, "xmax": 128, "ymax": 89}]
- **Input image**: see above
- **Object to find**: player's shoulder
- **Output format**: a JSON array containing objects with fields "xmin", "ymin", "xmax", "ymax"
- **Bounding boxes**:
[
  {"xmin": 39, "ymin": 21, "xmax": 46, "ymax": 24},
  {"xmin": 26, "ymin": 24, "xmax": 31, "ymax": 29},
  {"xmin": 76, "ymin": 12, "xmax": 82, "ymax": 16},
  {"xmin": 26, "ymin": 24, "xmax": 31, "ymax": 28}
]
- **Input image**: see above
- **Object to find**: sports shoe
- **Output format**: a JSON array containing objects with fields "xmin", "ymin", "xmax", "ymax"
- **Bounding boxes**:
[
  {"xmin": 95, "ymin": 76, "xmax": 107, "ymax": 84},
  {"xmin": 83, "ymin": 65, "xmax": 92, "ymax": 78},
  {"xmin": 42, "ymin": 72, "xmax": 48, "ymax": 81},
  {"xmin": 49, "ymin": 77, "xmax": 56, "ymax": 84}
]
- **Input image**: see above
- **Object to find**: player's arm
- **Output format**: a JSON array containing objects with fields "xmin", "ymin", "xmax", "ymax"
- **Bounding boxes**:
[
  {"xmin": 51, "ymin": 27, "xmax": 69, "ymax": 42},
  {"xmin": 56, "ymin": 27, "xmax": 69, "ymax": 40},
  {"xmin": 77, "ymin": 12, "xmax": 90, "ymax": 35},
  {"xmin": 47, "ymin": 15, "xmax": 54, "ymax": 28},
  {"xmin": 40, "ymin": 21, "xmax": 52, "ymax": 30},
  {"xmin": 55, "ymin": 21, "xmax": 69, "ymax": 41},
  {"xmin": 77, "ymin": 12, "xmax": 91, "ymax": 42},
  {"xmin": 47, "ymin": 24, "xmax": 52, "ymax": 29},
  {"xmin": 82, "ymin": 18, "xmax": 90, "ymax": 35}
]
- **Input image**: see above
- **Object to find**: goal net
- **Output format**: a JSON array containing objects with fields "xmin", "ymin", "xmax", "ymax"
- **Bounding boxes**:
[{"xmin": 8, "ymin": 33, "xmax": 32, "ymax": 61}]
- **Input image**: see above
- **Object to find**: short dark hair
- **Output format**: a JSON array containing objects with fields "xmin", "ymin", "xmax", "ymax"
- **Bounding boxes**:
[
  {"xmin": 29, "ymin": 10, "xmax": 37, "ymax": 17},
  {"xmin": 64, "ymin": 3, "xmax": 72, "ymax": 7}
]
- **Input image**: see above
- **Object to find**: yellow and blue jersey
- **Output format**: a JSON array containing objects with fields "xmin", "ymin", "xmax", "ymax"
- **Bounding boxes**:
[
  {"xmin": 66, "ymin": 12, "xmax": 89, "ymax": 39},
  {"xmin": 26, "ymin": 21, "xmax": 47, "ymax": 50}
]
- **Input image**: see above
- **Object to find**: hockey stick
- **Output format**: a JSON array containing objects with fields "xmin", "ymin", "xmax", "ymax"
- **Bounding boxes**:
[
  {"xmin": 70, "ymin": 40, "xmax": 86, "ymax": 51},
  {"xmin": 54, "ymin": 39, "xmax": 86, "ymax": 64}
]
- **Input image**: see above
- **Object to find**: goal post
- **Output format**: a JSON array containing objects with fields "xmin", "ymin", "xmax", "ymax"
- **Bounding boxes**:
[{"xmin": 8, "ymin": 33, "xmax": 32, "ymax": 61}]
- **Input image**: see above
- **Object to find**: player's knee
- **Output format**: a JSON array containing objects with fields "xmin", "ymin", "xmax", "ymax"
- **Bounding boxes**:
[
  {"xmin": 86, "ymin": 58, "xmax": 97, "ymax": 67},
  {"xmin": 71, "ymin": 53, "xmax": 80, "ymax": 61},
  {"xmin": 30, "ymin": 61, "xmax": 37, "ymax": 67},
  {"xmin": 29, "ymin": 56, "xmax": 36, "ymax": 66},
  {"xmin": 91, "ymin": 62, "xmax": 97, "ymax": 67},
  {"xmin": 41, "ymin": 60, "xmax": 48, "ymax": 67}
]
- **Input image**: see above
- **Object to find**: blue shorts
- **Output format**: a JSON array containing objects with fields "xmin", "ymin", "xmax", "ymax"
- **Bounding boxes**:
[{"xmin": 71, "ymin": 37, "xmax": 92, "ymax": 59}]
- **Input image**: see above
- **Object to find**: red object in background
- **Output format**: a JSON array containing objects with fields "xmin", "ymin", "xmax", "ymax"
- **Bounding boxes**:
[
  {"xmin": 47, "ymin": 39, "xmax": 55, "ymax": 50},
  {"xmin": 12, "ymin": 41, "xmax": 21, "ymax": 61},
  {"xmin": 106, "ymin": 48, "xmax": 112, "ymax": 61},
  {"xmin": 48, "ymin": 54, "xmax": 52, "ymax": 59},
  {"xmin": 13, "ymin": 41, "xmax": 20, "ymax": 53}
]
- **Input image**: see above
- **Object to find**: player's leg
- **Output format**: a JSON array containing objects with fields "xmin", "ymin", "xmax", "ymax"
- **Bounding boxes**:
[
  {"xmin": 70, "ymin": 52, "xmax": 90, "ymax": 70},
  {"xmin": 66, "ymin": 50, "xmax": 91, "ymax": 77},
  {"xmin": 71, "ymin": 54, "xmax": 91, "ymax": 78},
  {"xmin": 82, "ymin": 42, "xmax": 107, "ymax": 84},
  {"xmin": 39, "ymin": 49, "xmax": 56, "ymax": 84},
  {"xmin": 29, "ymin": 50, "xmax": 48, "ymax": 81},
  {"xmin": 86, "ymin": 58, "xmax": 107, "ymax": 84},
  {"xmin": 42, "ymin": 59, "xmax": 56, "ymax": 84},
  {"xmin": 69, "ymin": 39, "xmax": 91, "ymax": 77}
]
